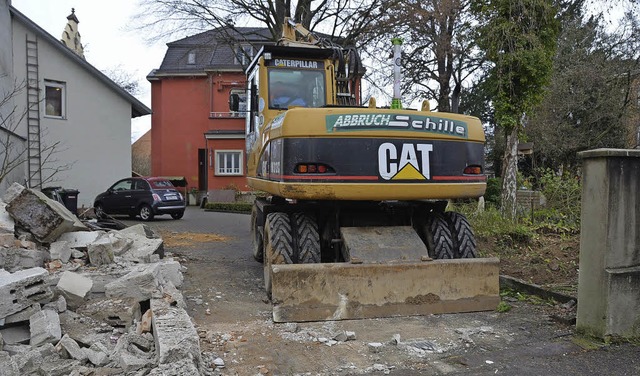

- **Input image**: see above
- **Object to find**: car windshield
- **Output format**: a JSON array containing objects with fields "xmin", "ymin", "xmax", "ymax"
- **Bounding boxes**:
[
  {"xmin": 268, "ymin": 69, "xmax": 325, "ymax": 109},
  {"xmin": 150, "ymin": 180, "xmax": 174, "ymax": 189}
]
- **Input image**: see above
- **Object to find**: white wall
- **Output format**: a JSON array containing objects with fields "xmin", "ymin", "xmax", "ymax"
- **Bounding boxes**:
[
  {"xmin": 12, "ymin": 19, "xmax": 132, "ymax": 207},
  {"xmin": 0, "ymin": 0, "xmax": 28, "ymax": 195}
]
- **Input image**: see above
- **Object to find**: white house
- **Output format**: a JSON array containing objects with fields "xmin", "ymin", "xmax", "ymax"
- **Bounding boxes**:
[{"xmin": 1, "ymin": 3, "xmax": 151, "ymax": 208}]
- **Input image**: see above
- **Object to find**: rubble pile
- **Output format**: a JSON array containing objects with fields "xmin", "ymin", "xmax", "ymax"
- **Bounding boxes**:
[{"xmin": 0, "ymin": 183, "xmax": 204, "ymax": 375}]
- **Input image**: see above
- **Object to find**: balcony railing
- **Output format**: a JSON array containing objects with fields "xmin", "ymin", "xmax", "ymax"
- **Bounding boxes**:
[{"xmin": 209, "ymin": 111, "xmax": 247, "ymax": 119}]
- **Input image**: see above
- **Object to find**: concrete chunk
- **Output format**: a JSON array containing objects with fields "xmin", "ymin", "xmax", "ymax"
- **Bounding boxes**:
[
  {"xmin": 56, "ymin": 334, "xmax": 88, "ymax": 361},
  {"xmin": 0, "ymin": 247, "xmax": 47, "ymax": 272},
  {"xmin": 157, "ymin": 259, "xmax": 184, "ymax": 288},
  {"xmin": 43, "ymin": 296, "xmax": 67, "ymax": 313},
  {"xmin": 113, "ymin": 333, "xmax": 156, "ymax": 372},
  {"xmin": 151, "ymin": 298, "xmax": 200, "ymax": 366},
  {"xmin": 0, "ymin": 232, "xmax": 15, "ymax": 246},
  {"xmin": 76, "ymin": 297, "xmax": 141, "ymax": 330},
  {"xmin": 38, "ymin": 358, "xmax": 80, "ymax": 376},
  {"xmin": 48, "ymin": 241, "xmax": 73, "ymax": 263},
  {"xmin": 83, "ymin": 345, "xmax": 109, "ymax": 366},
  {"xmin": 5, "ymin": 184, "xmax": 85, "ymax": 243},
  {"xmin": 2, "ymin": 183, "xmax": 25, "ymax": 205},
  {"xmin": 0, "ymin": 267, "xmax": 53, "ymax": 318},
  {"xmin": 10, "ymin": 343, "xmax": 57, "ymax": 374},
  {"xmin": 0, "ymin": 325, "xmax": 31, "ymax": 345},
  {"xmin": 58, "ymin": 311, "xmax": 115, "ymax": 351},
  {"xmin": 105, "ymin": 264, "xmax": 162, "ymax": 301},
  {"xmin": 87, "ymin": 240, "xmax": 115, "ymax": 266},
  {"xmin": 57, "ymin": 231, "xmax": 103, "ymax": 250},
  {"xmin": 118, "ymin": 223, "xmax": 160, "ymax": 239},
  {"xmin": 0, "ymin": 351, "xmax": 19, "ymax": 376},
  {"xmin": 56, "ymin": 271, "xmax": 93, "ymax": 309},
  {"xmin": 78, "ymin": 270, "xmax": 124, "ymax": 294},
  {"xmin": 147, "ymin": 358, "xmax": 200, "ymax": 375},
  {"xmin": 0, "ymin": 201, "xmax": 15, "ymax": 234},
  {"xmin": 30, "ymin": 309, "xmax": 62, "ymax": 346},
  {"xmin": 120, "ymin": 236, "xmax": 164, "ymax": 263},
  {"xmin": 4, "ymin": 303, "xmax": 41, "ymax": 324}
]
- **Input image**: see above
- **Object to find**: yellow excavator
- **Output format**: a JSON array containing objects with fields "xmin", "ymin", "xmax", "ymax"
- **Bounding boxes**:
[{"xmin": 235, "ymin": 18, "xmax": 499, "ymax": 322}]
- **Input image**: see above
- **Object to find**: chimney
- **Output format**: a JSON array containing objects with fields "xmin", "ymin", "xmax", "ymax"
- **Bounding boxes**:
[{"xmin": 60, "ymin": 8, "xmax": 85, "ymax": 59}]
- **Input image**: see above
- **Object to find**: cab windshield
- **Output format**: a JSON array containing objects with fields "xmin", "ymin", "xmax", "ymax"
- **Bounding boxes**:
[{"xmin": 268, "ymin": 69, "xmax": 325, "ymax": 109}]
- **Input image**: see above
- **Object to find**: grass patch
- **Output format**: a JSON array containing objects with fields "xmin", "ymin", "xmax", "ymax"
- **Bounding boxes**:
[{"xmin": 496, "ymin": 301, "xmax": 512, "ymax": 312}]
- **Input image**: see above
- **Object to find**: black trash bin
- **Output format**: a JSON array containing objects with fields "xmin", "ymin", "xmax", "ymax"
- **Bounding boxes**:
[
  {"xmin": 41, "ymin": 187, "xmax": 64, "ymax": 203},
  {"xmin": 42, "ymin": 187, "xmax": 79, "ymax": 215},
  {"xmin": 58, "ymin": 189, "xmax": 79, "ymax": 215}
]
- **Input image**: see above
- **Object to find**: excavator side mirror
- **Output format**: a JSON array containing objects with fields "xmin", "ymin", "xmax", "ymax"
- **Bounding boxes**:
[{"xmin": 229, "ymin": 93, "xmax": 240, "ymax": 112}]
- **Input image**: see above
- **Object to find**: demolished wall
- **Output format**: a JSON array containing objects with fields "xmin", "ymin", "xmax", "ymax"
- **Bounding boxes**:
[{"xmin": 0, "ymin": 183, "xmax": 210, "ymax": 375}]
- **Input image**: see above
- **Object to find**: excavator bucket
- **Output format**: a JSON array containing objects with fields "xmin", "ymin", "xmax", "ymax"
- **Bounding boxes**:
[{"xmin": 268, "ymin": 226, "xmax": 500, "ymax": 323}]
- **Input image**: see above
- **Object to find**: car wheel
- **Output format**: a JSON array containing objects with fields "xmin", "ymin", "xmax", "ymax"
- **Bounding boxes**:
[
  {"xmin": 94, "ymin": 203, "xmax": 106, "ymax": 219},
  {"xmin": 139, "ymin": 204, "xmax": 154, "ymax": 221},
  {"xmin": 171, "ymin": 212, "xmax": 184, "ymax": 220}
]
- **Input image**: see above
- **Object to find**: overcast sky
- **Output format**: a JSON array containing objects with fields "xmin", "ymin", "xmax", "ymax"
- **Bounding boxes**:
[{"xmin": 11, "ymin": 0, "xmax": 167, "ymax": 142}]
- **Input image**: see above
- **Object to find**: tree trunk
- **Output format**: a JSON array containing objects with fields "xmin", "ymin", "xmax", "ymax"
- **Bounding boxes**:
[{"xmin": 500, "ymin": 126, "xmax": 518, "ymax": 220}]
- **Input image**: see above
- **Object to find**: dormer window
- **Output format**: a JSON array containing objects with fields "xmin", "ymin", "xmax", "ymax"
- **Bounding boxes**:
[{"xmin": 187, "ymin": 51, "xmax": 196, "ymax": 65}]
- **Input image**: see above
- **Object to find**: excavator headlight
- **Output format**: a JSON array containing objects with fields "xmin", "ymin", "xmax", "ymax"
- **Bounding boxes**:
[{"xmin": 463, "ymin": 165, "xmax": 483, "ymax": 175}]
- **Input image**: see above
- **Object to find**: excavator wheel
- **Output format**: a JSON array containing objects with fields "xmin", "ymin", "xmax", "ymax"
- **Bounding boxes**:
[
  {"xmin": 251, "ymin": 204, "xmax": 264, "ymax": 262},
  {"xmin": 291, "ymin": 212, "xmax": 321, "ymax": 264},
  {"xmin": 425, "ymin": 213, "xmax": 455, "ymax": 259},
  {"xmin": 445, "ymin": 211, "xmax": 478, "ymax": 258},
  {"xmin": 263, "ymin": 212, "xmax": 295, "ymax": 297}
]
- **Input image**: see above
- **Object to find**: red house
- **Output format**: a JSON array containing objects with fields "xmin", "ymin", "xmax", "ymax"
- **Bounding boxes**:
[{"xmin": 147, "ymin": 27, "xmax": 272, "ymax": 195}]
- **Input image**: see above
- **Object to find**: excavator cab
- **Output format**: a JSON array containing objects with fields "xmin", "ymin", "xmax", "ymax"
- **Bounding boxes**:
[{"xmin": 268, "ymin": 69, "xmax": 326, "ymax": 109}]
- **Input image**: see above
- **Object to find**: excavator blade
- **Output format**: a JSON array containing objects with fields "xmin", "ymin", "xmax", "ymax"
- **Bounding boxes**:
[{"xmin": 270, "ymin": 257, "xmax": 500, "ymax": 322}]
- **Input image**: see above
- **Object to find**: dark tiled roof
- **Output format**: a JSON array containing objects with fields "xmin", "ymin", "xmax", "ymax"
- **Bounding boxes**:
[{"xmin": 153, "ymin": 26, "xmax": 273, "ymax": 75}]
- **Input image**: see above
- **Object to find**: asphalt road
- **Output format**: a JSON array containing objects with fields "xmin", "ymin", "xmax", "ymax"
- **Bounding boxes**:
[{"xmin": 122, "ymin": 207, "xmax": 640, "ymax": 376}]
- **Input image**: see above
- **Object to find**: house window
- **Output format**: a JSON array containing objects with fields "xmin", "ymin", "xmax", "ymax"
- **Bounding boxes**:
[
  {"xmin": 235, "ymin": 45, "xmax": 253, "ymax": 66},
  {"xmin": 44, "ymin": 80, "xmax": 65, "ymax": 118},
  {"xmin": 187, "ymin": 51, "xmax": 196, "ymax": 65},
  {"xmin": 215, "ymin": 150, "xmax": 243, "ymax": 176},
  {"xmin": 230, "ymin": 88, "xmax": 247, "ymax": 115}
]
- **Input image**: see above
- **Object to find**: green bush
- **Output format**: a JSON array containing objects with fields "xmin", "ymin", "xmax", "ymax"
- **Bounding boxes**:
[
  {"xmin": 484, "ymin": 177, "xmax": 501, "ymax": 207},
  {"xmin": 204, "ymin": 202, "xmax": 252, "ymax": 213},
  {"xmin": 534, "ymin": 168, "xmax": 581, "ymax": 231}
]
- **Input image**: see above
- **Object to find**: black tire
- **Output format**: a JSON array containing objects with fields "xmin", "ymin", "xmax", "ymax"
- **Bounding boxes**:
[
  {"xmin": 425, "ymin": 213, "xmax": 455, "ymax": 259},
  {"xmin": 251, "ymin": 204, "xmax": 264, "ymax": 262},
  {"xmin": 263, "ymin": 212, "xmax": 294, "ymax": 296},
  {"xmin": 291, "ymin": 212, "xmax": 321, "ymax": 264},
  {"xmin": 139, "ymin": 204, "xmax": 155, "ymax": 221},
  {"xmin": 445, "ymin": 211, "xmax": 478, "ymax": 258},
  {"xmin": 171, "ymin": 212, "xmax": 184, "ymax": 220},
  {"xmin": 94, "ymin": 203, "xmax": 106, "ymax": 219}
]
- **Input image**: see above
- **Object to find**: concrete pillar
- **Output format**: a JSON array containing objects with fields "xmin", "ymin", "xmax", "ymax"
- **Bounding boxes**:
[{"xmin": 577, "ymin": 149, "xmax": 640, "ymax": 341}]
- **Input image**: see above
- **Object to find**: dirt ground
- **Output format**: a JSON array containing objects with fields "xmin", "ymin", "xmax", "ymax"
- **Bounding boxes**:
[
  {"xmin": 139, "ymin": 210, "xmax": 622, "ymax": 376},
  {"xmin": 478, "ymin": 231, "xmax": 580, "ymax": 297}
]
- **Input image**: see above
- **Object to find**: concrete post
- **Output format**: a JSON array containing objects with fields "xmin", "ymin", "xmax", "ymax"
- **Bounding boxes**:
[{"xmin": 577, "ymin": 149, "xmax": 640, "ymax": 341}]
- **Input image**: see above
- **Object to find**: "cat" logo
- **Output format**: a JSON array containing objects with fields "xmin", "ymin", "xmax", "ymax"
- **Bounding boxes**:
[{"xmin": 378, "ymin": 143, "xmax": 433, "ymax": 180}]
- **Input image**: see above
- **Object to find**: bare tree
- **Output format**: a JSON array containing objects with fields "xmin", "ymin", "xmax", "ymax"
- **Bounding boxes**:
[
  {"xmin": 133, "ymin": 0, "xmax": 387, "ymax": 45},
  {"xmin": 388, "ymin": 0, "xmax": 484, "ymax": 112},
  {"xmin": 102, "ymin": 65, "xmax": 142, "ymax": 96},
  {"xmin": 0, "ymin": 78, "xmax": 28, "ymax": 187},
  {"xmin": 1, "ymin": 76, "xmax": 73, "ymax": 189}
]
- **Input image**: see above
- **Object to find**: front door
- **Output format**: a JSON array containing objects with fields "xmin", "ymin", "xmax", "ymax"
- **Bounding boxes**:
[{"xmin": 198, "ymin": 149, "xmax": 207, "ymax": 191}]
